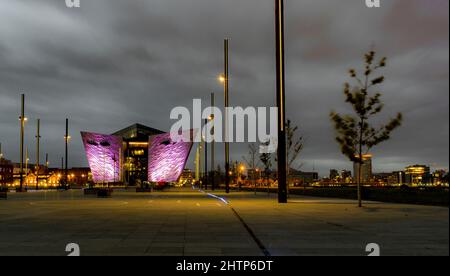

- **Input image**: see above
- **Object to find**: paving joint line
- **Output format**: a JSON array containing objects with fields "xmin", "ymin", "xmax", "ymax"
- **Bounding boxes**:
[{"xmin": 197, "ymin": 189, "xmax": 271, "ymax": 257}]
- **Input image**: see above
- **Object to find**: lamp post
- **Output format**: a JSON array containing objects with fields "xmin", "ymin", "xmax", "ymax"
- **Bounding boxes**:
[
  {"xmin": 223, "ymin": 38, "xmax": 230, "ymax": 194},
  {"xmin": 210, "ymin": 92, "xmax": 215, "ymax": 191},
  {"xmin": 275, "ymin": 0, "xmax": 288, "ymax": 203},
  {"xmin": 64, "ymin": 118, "xmax": 70, "ymax": 189},
  {"xmin": 19, "ymin": 94, "xmax": 26, "ymax": 192},
  {"xmin": 204, "ymin": 117, "xmax": 208, "ymax": 191},
  {"xmin": 35, "ymin": 119, "xmax": 40, "ymax": 190}
]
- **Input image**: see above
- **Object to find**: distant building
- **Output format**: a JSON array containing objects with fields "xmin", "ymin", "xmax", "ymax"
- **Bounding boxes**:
[
  {"xmin": 289, "ymin": 168, "xmax": 319, "ymax": 186},
  {"xmin": 329, "ymin": 169, "xmax": 339, "ymax": 181},
  {"xmin": 405, "ymin": 165, "xmax": 431, "ymax": 185},
  {"xmin": 0, "ymin": 158, "xmax": 13, "ymax": 186},
  {"xmin": 11, "ymin": 164, "xmax": 92, "ymax": 189},
  {"xmin": 179, "ymin": 169, "xmax": 193, "ymax": 185},
  {"xmin": 372, "ymin": 173, "xmax": 392, "ymax": 186},
  {"xmin": 341, "ymin": 170, "xmax": 352, "ymax": 183},
  {"xmin": 433, "ymin": 170, "xmax": 448, "ymax": 186},
  {"xmin": 353, "ymin": 154, "xmax": 372, "ymax": 183},
  {"xmin": 387, "ymin": 171, "xmax": 406, "ymax": 186}
]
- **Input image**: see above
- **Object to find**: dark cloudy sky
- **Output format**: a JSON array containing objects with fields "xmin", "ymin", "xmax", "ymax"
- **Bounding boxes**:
[{"xmin": 0, "ymin": 0, "xmax": 448, "ymax": 176}]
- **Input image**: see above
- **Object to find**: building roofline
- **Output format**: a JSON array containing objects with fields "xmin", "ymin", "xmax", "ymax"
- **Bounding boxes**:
[{"xmin": 111, "ymin": 123, "xmax": 165, "ymax": 136}]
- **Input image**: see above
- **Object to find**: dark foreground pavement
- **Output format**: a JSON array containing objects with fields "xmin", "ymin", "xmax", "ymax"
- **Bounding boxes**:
[{"xmin": 0, "ymin": 188, "xmax": 448, "ymax": 256}]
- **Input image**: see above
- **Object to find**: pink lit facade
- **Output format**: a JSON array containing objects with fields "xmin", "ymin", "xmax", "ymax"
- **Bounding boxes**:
[
  {"xmin": 81, "ymin": 132, "xmax": 123, "ymax": 183},
  {"xmin": 147, "ymin": 130, "xmax": 194, "ymax": 183}
]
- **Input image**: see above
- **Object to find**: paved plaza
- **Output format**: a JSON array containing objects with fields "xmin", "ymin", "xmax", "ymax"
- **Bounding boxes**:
[{"xmin": 0, "ymin": 188, "xmax": 448, "ymax": 256}]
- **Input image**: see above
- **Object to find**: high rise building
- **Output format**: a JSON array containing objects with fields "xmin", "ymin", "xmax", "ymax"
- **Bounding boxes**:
[{"xmin": 353, "ymin": 154, "xmax": 372, "ymax": 183}]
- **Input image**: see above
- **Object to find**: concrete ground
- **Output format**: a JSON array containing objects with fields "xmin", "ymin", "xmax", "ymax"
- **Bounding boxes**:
[{"xmin": 0, "ymin": 188, "xmax": 448, "ymax": 256}]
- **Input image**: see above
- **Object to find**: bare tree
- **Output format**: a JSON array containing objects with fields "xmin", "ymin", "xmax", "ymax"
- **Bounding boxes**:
[
  {"xmin": 260, "ymin": 142, "xmax": 273, "ymax": 194},
  {"xmin": 243, "ymin": 143, "xmax": 260, "ymax": 194},
  {"xmin": 285, "ymin": 120, "xmax": 304, "ymax": 186}
]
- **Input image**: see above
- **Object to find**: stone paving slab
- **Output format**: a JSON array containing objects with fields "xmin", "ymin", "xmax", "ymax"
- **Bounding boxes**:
[{"xmin": 0, "ymin": 189, "xmax": 448, "ymax": 256}]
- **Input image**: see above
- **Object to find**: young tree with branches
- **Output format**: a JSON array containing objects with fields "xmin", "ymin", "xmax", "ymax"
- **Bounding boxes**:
[{"xmin": 330, "ymin": 50, "xmax": 403, "ymax": 207}]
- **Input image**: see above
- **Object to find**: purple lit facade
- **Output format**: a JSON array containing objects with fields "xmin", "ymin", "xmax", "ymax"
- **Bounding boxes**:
[
  {"xmin": 147, "ymin": 130, "xmax": 194, "ymax": 183},
  {"xmin": 81, "ymin": 132, "xmax": 123, "ymax": 183}
]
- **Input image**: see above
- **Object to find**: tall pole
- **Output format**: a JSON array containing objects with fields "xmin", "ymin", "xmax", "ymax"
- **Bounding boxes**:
[
  {"xmin": 36, "ymin": 119, "xmax": 40, "ymax": 190},
  {"xmin": 204, "ymin": 117, "xmax": 208, "ymax": 191},
  {"xmin": 64, "ymin": 118, "xmax": 69, "ymax": 189},
  {"xmin": 224, "ymin": 38, "xmax": 230, "ymax": 194},
  {"xmin": 0, "ymin": 142, "xmax": 3, "ymax": 159},
  {"xmin": 276, "ymin": 0, "xmax": 287, "ymax": 203},
  {"xmin": 46, "ymin": 153, "xmax": 49, "ymax": 168},
  {"xmin": 19, "ymin": 94, "xmax": 25, "ymax": 191},
  {"xmin": 211, "ymin": 93, "xmax": 215, "ymax": 191}
]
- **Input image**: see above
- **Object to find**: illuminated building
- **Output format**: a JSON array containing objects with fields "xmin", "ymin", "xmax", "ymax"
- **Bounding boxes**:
[
  {"xmin": 112, "ymin": 124, "xmax": 164, "ymax": 185},
  {"xmin": 387, "ymin": 171, "xmax": 406, "ymax": 186},
  {"xmin": 179, "ymin": 169, "xmax": 194, "ymax": 186},
  {"xmin": 147, "ymin": 130, "xmax": 194, "ymax": 183},
  {"xmin": 81, "ymin": 132, "xmax": 123, "ymax": 184},
  {"xmin": 81, "ymin": 124, "xmax": 194, "ymax": 186},
  {"xmin": 11, "ymin": 166, "xmax": 91, "ymax": 189},
  {"xmin": 353, "ymin": 154, "xmax": 372, "ymax": 183},
  {"xmin": 433, "ymin": 170, "xmax": 448, "ymax": 186},
  {"xmin": 341, "ymin": 170, "xmax": 352, "ymax": 183},
  {"xmin": 405, "ymin": 165, "xmax": 431, "ymax": 185}
]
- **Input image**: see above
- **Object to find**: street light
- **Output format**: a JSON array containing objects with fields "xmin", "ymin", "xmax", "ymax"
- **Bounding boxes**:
[
  {"xmin": 221, "ymin": 38, "xmax": 230, "ymax": 194},
  {"xmin": 64, "ymin": 118, "xmax": 70, "ymax": 190},
  {"xmin": 240, "ymin": 165, "xmax": 245, "ymax": 173},
  {"xmin": 204, "ymin": 116, "xmax": 208, "ymax": 190},
  {"xmin": 18, "ymin": 94, "xmax": 26, "ymax": 192},
  {"xmin": 35, "ymin": 119, "xmax": 41, "ymax": 190},
  {"xmin": 275, "ymin": 0, "xmax": 288, "ymax": 203},
  {"xmin": 210, "ymin": 93, "xmax": 215, "ymax": 191}
]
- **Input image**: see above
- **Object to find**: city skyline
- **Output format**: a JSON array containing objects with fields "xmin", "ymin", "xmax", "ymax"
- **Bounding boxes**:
[{"xmin": 0, "ymin": 0, "xmax": 449, "ymax": 176}]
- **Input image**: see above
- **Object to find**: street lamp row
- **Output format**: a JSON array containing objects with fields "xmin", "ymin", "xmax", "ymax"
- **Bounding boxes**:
[{"xmin": 16, "ymin": 94, "xmax": 71, "ymax": 191}]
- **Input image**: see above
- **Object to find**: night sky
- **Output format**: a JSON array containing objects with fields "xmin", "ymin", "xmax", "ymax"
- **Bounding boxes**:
[{"xmin": 0, "ymin": 0, "xmax": 448, "ymax": 176}]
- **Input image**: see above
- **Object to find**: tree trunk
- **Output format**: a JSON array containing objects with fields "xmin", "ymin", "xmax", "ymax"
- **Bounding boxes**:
[
  {"xmin": 357, "ymin": 157, "xmax": 362, "ymax": 207},
  {"xmin": 358, "ymin": 118, "xmax": 364, "ymax": 208}
]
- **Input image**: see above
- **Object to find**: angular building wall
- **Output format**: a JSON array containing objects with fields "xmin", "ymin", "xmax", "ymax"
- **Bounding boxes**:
[
  {"xmin": 81, "ymin": 132, "xmax": 123, "ymax": 183},
  {"xmin": 147, "ymin": 130, "xmax": 194, "ymax": 183}
]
